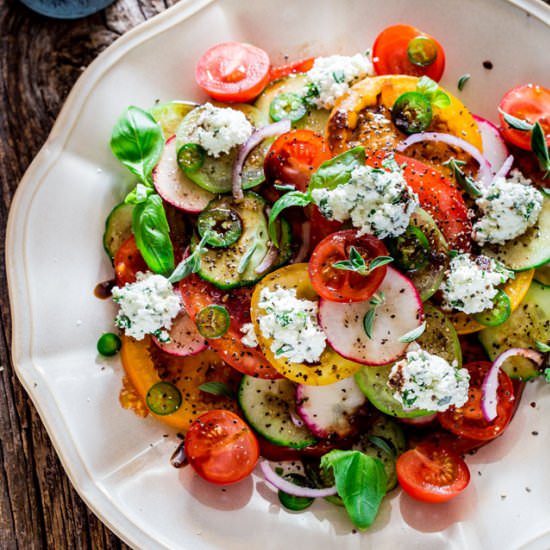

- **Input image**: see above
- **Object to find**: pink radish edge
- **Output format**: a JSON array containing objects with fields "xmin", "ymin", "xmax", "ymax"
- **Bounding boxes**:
[
  {"xmin": 153, "ymin": 309, "xmax": 207, "ymax": 357},
  {"xmin": 473, "ymin": 114, "xmax": 510, "ymax": 175}
]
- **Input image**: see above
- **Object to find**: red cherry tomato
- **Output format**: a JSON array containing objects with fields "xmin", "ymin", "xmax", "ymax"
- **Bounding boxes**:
[
  {"xmin": 179, "ymin": 274, "xmax": 280, "ymax": 379},
  {"xmin": 396, "ymin": 443, "xmax": 470, "ymax": 503},
  {"xmin": 308, "ymin": 230, "xmax": 389, "ymax": 303},
  {"xmin": 308, "ymin": 204, "xmax": 343, "ymax": 250},
  {"xmin": 114, "ymin": 235, "xmax": 148, "ymax": 287},
  {"xmin": 372, "ymin": 24, "xmax": 446, "ymax": 82},
  {"xmin": 438, "ymin": 361, "xmax": 515, "ymax": 441},
  {"xmin": 269, "ymin": 57, "xmax": 315, "ymax": 82},
  {"xmin": 365, "ymin": 150, "xmax": 472, "ymax": 252},
  {"xmin": 184, "ymin": 410, "xmax": 259, "ymax": 485},
  {"xmin": 264, "ymin": 130, "xmax": 331, "ymax": 192},
  {"xmin": 498, "ymin": 83, "xmax": 550, "ymax": 151},
  {"xmin": 195, "ymin": 42, "xmax": 270, "ymax": 102}
]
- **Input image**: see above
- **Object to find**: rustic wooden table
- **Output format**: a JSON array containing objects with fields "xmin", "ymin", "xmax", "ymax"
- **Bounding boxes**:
[{"xmin": 0, "ymin": 2, "xmax": 175, "ymax": 547}]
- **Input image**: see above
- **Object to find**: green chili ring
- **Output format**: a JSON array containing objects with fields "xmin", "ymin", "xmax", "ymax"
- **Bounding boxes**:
[
  {"xmin": 269, "ymin": 92, "xmax": 308, "ymax": 123},
  {"xmin": 471, "ymin": 290, "xmax": 511, "ymax": 327},
  {"xmin": 197, "ymin": 207, "xmax": 242, "ymax": 248},
  {"xmin": 196, "ymin": 305, "xmax": 230, "ymax": 339},
  {"xmin": 177, "ymin": 143, "xmax": 206, "ymax": 172},
  {"xmin": 391, "ymin": 91, "xmax": 433, "ymax": 135},
  {"xmin": 146, "ymin": 381, "xmax": 182, "ymax": 415},
  {"xmin": 407, "ymin": 36, "xmax": 439, "ymax": 67}
]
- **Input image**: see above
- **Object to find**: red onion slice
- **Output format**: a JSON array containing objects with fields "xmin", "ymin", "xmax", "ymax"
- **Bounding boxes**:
[
  {"xmin": 255, "ymin": 244, "xmax": 278, "ymax": 274},
  {"xmin": 260, "ymin": 460, "xmax": 337, "ymax": 498},
  {"xmin": 492, "ymin": 154, "xmax": 514, "ymax": 182},
  {"xmin": 396, "ymin": 132, "xmax": 492, "ymax": 187},
  {"xmin": 481, "ymin": 348, "xmax": 544, "ymax": 422},
  {"xmin": 232, "ymin": 120, "xmax": 291, "ymax": 201},
  {"xmin": 293, "ymin": 221, "xmax": 311, "ymax": 263}
]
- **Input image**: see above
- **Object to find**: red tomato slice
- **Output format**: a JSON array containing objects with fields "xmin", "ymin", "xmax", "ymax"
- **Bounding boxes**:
[
  {"xmin": 185, "ymin": 410, "xmax": 259, "ymax": 485},
  {"xmin": 365, "ymin": 150, "xmax": 472, "ymax": 252},
  {"xmin": 195, "ymin": 42, "xmax": 270, "ymax": 102},
  {"xmin": 264, "ymin": 130, "xmax": 331, "ymax": 192},
  {"xmin": 372, "ymin": 24, "xmax": 446, "ymax": 82},
  {"xmin": 438, "ymin": 361, "xmax": 515, "ymax": 441},
  {"xmin": 269, "ymin": 57, "xmax": 315, "ymax": 82},
  {"xmin": 396, "ymin": 443, "xmax": 470, "ymax": 503},
  {"xmin": 498, "ymin": 83, "xmax": 550, "ymax": 151},
  {"xmin": 308, "ymin": 230, "xmax": 389, "ymax": 303},
  {"xmin": 114, "ymin": 235, "xmax": 148, "ymax": 287},
  {"xmin": 178, "ymin": 274, "xmax": 280, "ymax": 379},
  {"xmin": 308, "ymin": 204, "xmax": 344, "ymax": 250}
]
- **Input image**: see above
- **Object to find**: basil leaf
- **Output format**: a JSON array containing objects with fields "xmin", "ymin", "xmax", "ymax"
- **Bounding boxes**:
[
  {"xmin": 168, "ymin": 233, "xmax": 209, "ymax": 284},
  {"xmin": 309, "ymin": 147, "xmax": 366, "ymax": 192},
  {"xmin": 268, "ymin": 191, "xmax": 312, "ymax": 245},
  {"xmin": 416, "ymin": 77, "xmax": 450, "ymax": 109},
  {"xmin": 321, "ymin": 450, "xmax": 387, "ymax": 530},
  {"xmin": 125, "ymin": 182, "xmax": 155, "ymax": 205},
  {"xmin": 111, "ymin": 106, "xmax": 164, "ymax": 185},
  {"xmin": 198, "ymin": 382, "xmax": 235, "ymax": 399},
  {"xmin": 535, "ymin": 340, "xmax": 550, "ymax": 353},
  {"xmin": 457, "ymin": 74, "xmax": 470, "ymax": 91},
  {"xmin": 132, "ymin": 194, "xmax": 174, "ymax": 276},
  {"xmin": 545, "ymin": 368, "xmax": 550, "ymax": 383},
  {"xmin": 398, "ymin": 321, "xmax": 427, "ymax": 343},
  {"xmin": 431, "ymin": 90, "xmax": 451, "ymax": 109},
  {"xmin": 416, "ymin": 76, "xmax": 438, "ymax": 96},
  {"xmin": 498, "ymin": 109, "xmax": 534, "ymax": 132},
  {"xmin": 531, "ymin": 121, "xmax": 550, "ymax": 177}
]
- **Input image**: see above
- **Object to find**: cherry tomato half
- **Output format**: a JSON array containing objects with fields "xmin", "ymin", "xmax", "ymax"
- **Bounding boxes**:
[
  {"xmin": 184, "ymin": 409, "xmax": 259, "ymax": 485},
  {"xmin": 438, "ymin": 361, "xmax": 515, "ymax": 441},
  {"xmin": 264, "ymin": 130, "xmax": 331, "ymax": 192},
  {"xmin": 498, "ymin": 83, "xmax": 550, "ymax": 151},
  {"xmin": 372, "ymin": 24, "xmax": 445, "ymax": 82},
  {"xmin": 195, "ymin": 42, "xmax": 270, "ymax": 102},
  {"xmin": 114, "ymin": 235, "xmax": 148, "ymax": 287},
  {"xmin": 308, "ymin": 230, "xmax": 389, "ymax": 303},
  {"xmin": 268, "ymin": 57, "xmax": 315, "ymax": 83},
  {"xmin": 396, "ymin": 443, "xmax": 470, "ymax": 503}
]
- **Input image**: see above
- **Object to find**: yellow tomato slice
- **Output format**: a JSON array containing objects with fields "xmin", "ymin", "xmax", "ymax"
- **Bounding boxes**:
[
  {"xmin": 449, "ymin": 269, "xmax": 535, "ymax": 335},
  {"xmin": 250, "ymin": 263, "xmax": 363, "ymax": 385},
  {"xmin": 326, "ymin": 75, "xmax": 482, "ymax": 177},
  {"xmin": 120, "ymin": 336, "xmax": 240, "ymax": 430}
]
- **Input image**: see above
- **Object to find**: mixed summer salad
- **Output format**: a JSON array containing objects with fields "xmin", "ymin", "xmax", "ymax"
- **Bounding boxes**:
[{"xmin": 98, "ymin": 24, "xmax": 550, "ymax": 529}]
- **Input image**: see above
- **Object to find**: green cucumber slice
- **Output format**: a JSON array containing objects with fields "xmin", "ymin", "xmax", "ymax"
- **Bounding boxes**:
[
  {"xmin": 238, "ymin": 376, "xmax": 317, "ymax": 448},
  {"xmin": 535, "ymin": 264, "xmax": 550, "ymax": 286},
  {"xmin": 175, "ymin": 104, "xmax": 269, "ymax": 194},
  {"xmin": 150, "ymin": 100, "xmax": 197, "ymax": 139},
  {"xmin": 195, "ymin": 192, "xmax": 292, "ymax": 290},
  {"xmin": 482, "ymin": 197, "xmax": 550, "ymax": 271},
  {"xmin": 102, "ymin": 202, "xmax": 134, "ymax": 259},
  {"xmin": 478, "ymin": 279, "xmax": 550, "ymax": 380},
  {"xmin": 254, "ymin": 73, "xmax": 329, "ymax": 134}
]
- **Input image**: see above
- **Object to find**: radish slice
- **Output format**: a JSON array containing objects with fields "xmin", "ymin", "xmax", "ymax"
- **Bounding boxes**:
[
  {"xmin": 396, "ymin": 132, "xmax": 492, "ymax": 186},
  {"xmin": 473, "ymin": 115, "xmax": 509, "ymax": 175},
  {"xmin": 295, "ymin": 377, "xmax": 366, "ymax": 438},
  {"xmin": 260, "ymin": 460, "xmax": 337, "ymax": 497},
  {"xmin": 153, "ymin": 136, "xmax": 214, "ymax": 213},
  {"xmin": 232, "ymin": 120, "xmax": 291, "ymax": 201},
  {"xmin": 319, "ymin": 267, "xmax": 423, "ymax": 366},
  {"xmin": 481, "ymin": 348, "xmax": 544, "ymax": 422},
  {"xmin": 153, "ymin": 309, "xmax": 207, "ymax": 357}
]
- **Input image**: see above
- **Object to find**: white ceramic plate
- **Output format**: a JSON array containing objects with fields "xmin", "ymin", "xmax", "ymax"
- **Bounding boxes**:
[{"xmin": 7, "ymin": 1, "xmax": 550, "ymax": 548}]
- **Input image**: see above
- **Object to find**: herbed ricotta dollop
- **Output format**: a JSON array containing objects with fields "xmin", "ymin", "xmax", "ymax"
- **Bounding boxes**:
[
  {"xmin": 387, "ymin": 348, "xmax": 470, "ymax": 412},
  {"xmin": 440, "ymin": 254, "xmax": 510, "ymax": 315},
  {"xmin": 304, "ymin": 53, "xmax": 373, "ymax": 109},
  {"xmin": 310, "ymin": 164, "xmax": 419, "ymax": 238},
  {"xmin": 257, "ymin": 286, "xmax": 326, "ymax": 363},
  {"xmin": 473, "ymin": 170, "xmax": 543, "ymax": 245},
  {"xmin": 240, "ymin": 322, "xmax": 259, "ymax": 348},
  {"xmin": 112, "ymin": 272, "xmax": 182, "ymax": 341},
  {"xmin": 180, "ymin": 103, "xmax": 253, "ymax": 157}
]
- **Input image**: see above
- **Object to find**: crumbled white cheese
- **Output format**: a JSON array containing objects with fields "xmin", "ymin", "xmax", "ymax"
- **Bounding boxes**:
[
  {"xmin": 180, "ymin": 103, "xmax": 253, "ymax": 157},
  {"xmin": 387, "ymin": 348, "xmax": 470, "ymax": 412},
  {"xmin": 304, "ymin": 54, "xmax": 373, "ymax": 109},
  {"xmin": 240, "ymin": 322, "xmax": 258, "ymax": 348},
  {"xmin": 473, "ymin": 170, "xmax": 543, "ymax": 245},
  {"xmin": 112, "ymin": 272, "xmax": 182, "ymax": 341},
  {"xmin": 441, "ymin": 254, "xmax": 510, "ymax": 314},
  {"xmin": 311, "ymin": 164, "xmax": 418, "ymax": 238},
  {"xmin": 257, "ymin": 287, "xmax": 326, "ymax": 363}
]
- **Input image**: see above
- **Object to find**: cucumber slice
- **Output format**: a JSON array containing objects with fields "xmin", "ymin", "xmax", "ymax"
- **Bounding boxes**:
[
  {"xmin": 478, "ymin": 279, "xmax": 550, "ymax": 380},
  {"xmin": 102, "ymin": 202, "xmax": 134, "ymax": 259},
  {"xmin": 238, "ymin": 376, "xmax": 317, "ymax": 448},
  {"xmin": 535, "ymin": 264, "xmax": 550, "ymax": 286},
  {"xmin": 150, "ymin": 100, "xmax": 197, "ymax": 139},
  {"xmin": 255, "ymin": 73, "xmax": 329, "ymax": 135},
  {"xmin": 418, "ymin": 304, "xmax": 462, "ymax": 367},
  {"xmin": 482, "ymin": 197, "xmax": 550, "ymax": 271},
  {"xmin": 175, "ymin": 104, "xmax": 269, "ymax": 194},
  {"xmin": 196, "ymin": 192, "xmax": 292, "ymax": 289}
]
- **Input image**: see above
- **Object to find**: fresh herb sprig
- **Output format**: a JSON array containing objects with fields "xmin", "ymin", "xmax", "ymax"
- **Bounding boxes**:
[
  {"xmin": 332, "ymin": 248, "xmax": 393, "ymax": 276},
  {"xmin": 363, "ymin": 292, "xmax": 385, "ymax": 339},
  {"xmin": 168, "ymin": 233, "xmax": 210, "ymax": 283},
  {"xmin": 398, "ymin": 321, "xmax": 427, "ymax": 343},
  {"xmin": 457, "ymin": 74, "xmax": 471, "ymax": 91},
  {"xmin": 416, "ymin": 76, "xmax": 451, "ymax": 109},
  {"xmin": 443, "ymin": 157, "xmax": 482, "ymax": 197}
]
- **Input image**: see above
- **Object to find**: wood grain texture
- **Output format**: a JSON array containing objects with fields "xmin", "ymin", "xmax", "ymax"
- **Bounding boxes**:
[{"xmin": 0, "ymin": 1, "xmax": 175, "ymax": 548}]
